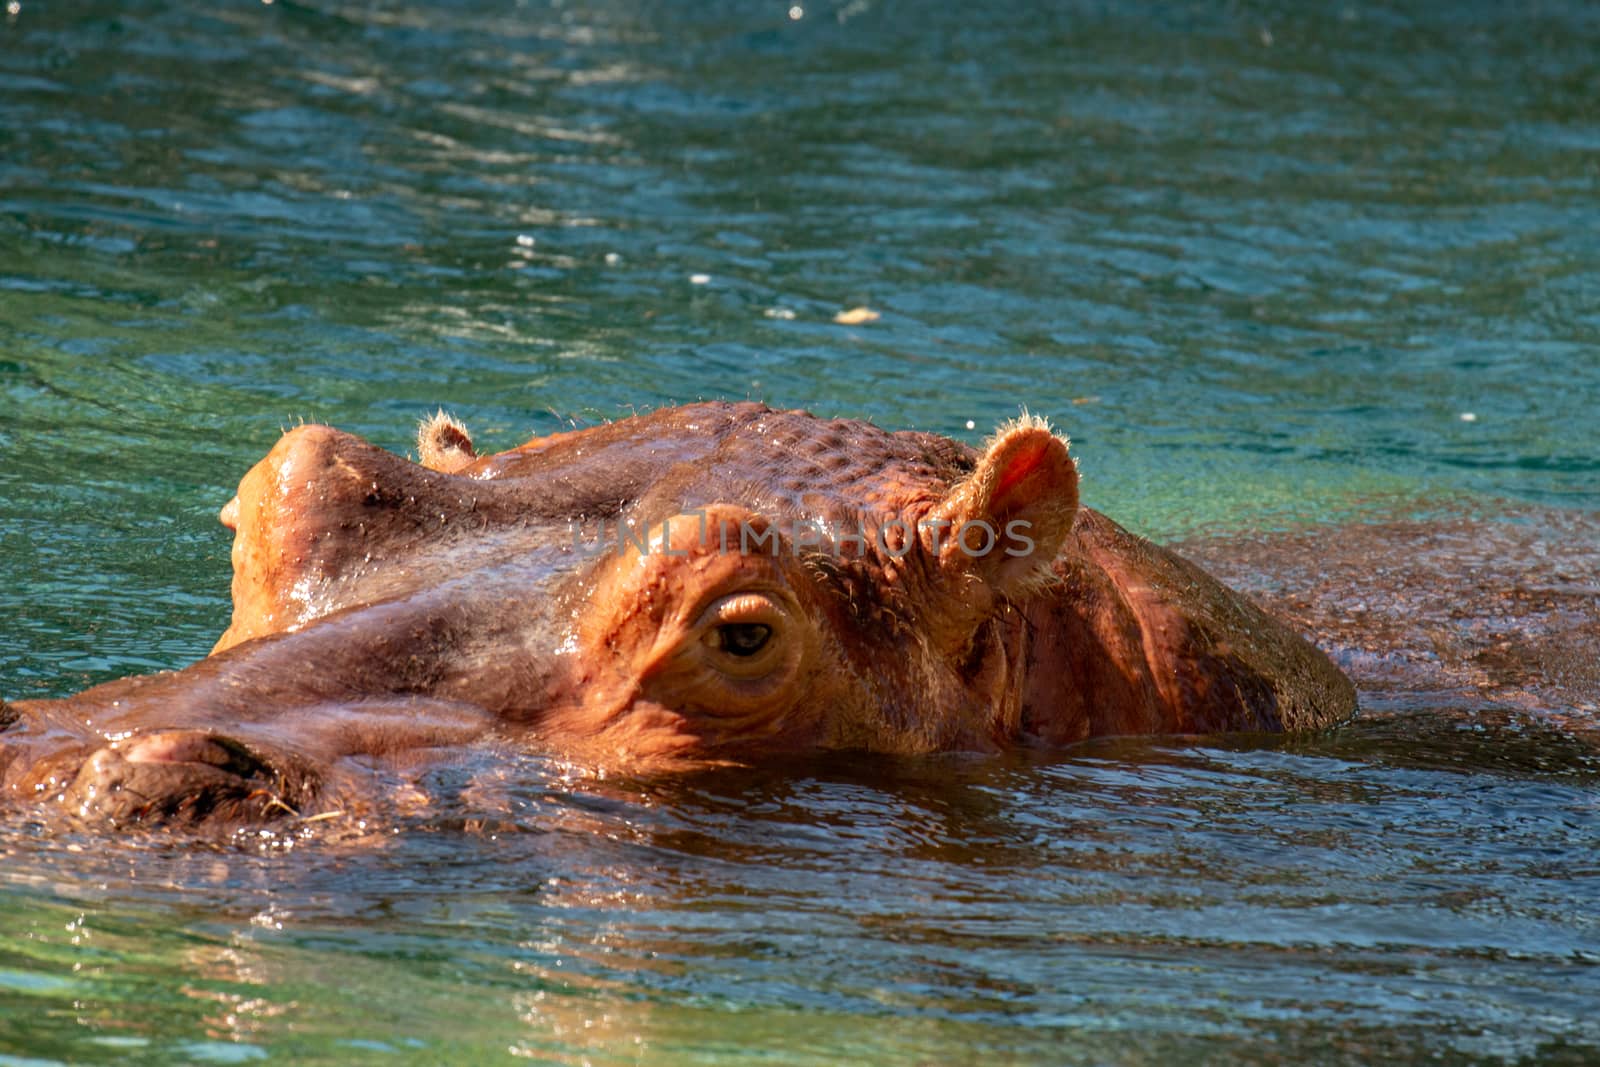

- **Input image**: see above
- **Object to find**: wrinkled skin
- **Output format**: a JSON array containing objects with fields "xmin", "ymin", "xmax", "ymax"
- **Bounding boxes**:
[{"xmin": 0, "ymin": 402, "xmax": 1355, "ymax": 830}]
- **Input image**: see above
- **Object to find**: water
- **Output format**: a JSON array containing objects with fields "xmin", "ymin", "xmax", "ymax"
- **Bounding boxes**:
[{"xmin": 2, "ymin": 0, "xmax": 1598, "ymax": 1062}]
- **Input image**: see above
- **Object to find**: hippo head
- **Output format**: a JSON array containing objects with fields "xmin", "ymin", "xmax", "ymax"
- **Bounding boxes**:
[
  {"xmin": 2, "ymin": 401, "xmax": 1352, "ymax": 828},
  {"xmin": 212, "ymin": 402, "xmax": 1079, "ymax": 767}
]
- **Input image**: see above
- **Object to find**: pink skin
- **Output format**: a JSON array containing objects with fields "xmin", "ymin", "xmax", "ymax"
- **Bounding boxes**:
[{"xmin": 0, "ymin": 403, "xmax": 1354, "ymax": 830}]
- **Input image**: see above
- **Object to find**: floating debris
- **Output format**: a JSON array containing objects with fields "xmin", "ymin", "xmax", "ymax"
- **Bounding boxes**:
[{"xmin": 833, "ymin": 306, "xmax": 880, "ymax": 325}]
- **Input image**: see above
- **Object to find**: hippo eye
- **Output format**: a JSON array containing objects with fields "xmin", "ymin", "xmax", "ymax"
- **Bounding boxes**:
[
  {"xmin": 676, "ymin": 590, "xmax": 804, "ymax": 701},
  {"xmin": 689, "ymin": 592, "xmax": 795, "ymax": 686},
  {"xmin": 705, "ymin": 623, "xmax": 772, "ymax": 657}
]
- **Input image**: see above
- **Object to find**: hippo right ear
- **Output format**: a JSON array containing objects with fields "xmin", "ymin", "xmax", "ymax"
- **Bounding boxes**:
[
  {"xmin": 417, "ymin": 410, "xmax": 478, "ymax": 474},
  {"xmin": 923, "ymin": 415, "xmax": 1078, "ymax": 595}
]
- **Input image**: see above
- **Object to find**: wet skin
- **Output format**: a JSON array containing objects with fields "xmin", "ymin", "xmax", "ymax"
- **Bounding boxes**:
[{"xmin": 0, "ymin": 402, "xmax": 1356, "ymax": 829}]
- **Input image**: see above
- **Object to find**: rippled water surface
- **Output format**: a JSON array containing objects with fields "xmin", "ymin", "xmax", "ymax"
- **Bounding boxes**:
[{"xmin": 2, "ymin": 1, "xmax": 1598, "ymax": 1063}]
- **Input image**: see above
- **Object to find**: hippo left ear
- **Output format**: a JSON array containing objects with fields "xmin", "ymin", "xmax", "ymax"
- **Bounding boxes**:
[{"xmin": 924, "ymin": 415, "xmax": 1078, "ymax": 595}]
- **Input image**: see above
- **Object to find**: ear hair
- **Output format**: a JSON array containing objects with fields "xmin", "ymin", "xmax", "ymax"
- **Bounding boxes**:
[{"xmin": 417, "ymin": 410, "xmax": 478, "ymax": 473}]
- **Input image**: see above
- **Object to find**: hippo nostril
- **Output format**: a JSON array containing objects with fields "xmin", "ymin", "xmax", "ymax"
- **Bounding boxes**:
[
  {"xmin": 123, "ymin": 731, "xmax": 274, "ymax": 780},
  {"xmin": 63, "ymin": 731, "xmax": 306, "ymax": 827}
]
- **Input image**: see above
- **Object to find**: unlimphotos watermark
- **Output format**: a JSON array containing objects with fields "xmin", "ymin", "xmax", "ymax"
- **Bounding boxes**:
[{"xmin": 566, "ymin": 510, "xmax": 1035, "ymax": 560}]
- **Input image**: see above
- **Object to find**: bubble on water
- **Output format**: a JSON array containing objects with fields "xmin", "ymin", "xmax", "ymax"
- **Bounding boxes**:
[
  {"xmin": 789, "ymin": 5, "xmax": 804, "ymax": 20},
  {"xmin": 1460, "ymin": 412, "xmax": 1478, "ymax": 422},
  {"xmin": 689, "ymin": 273, "xmax": 711, "ymax": 285},
  {"xmin": 764, "ymin": 306, "xmax": 796, "ymax": 320},
  {"xmin": 515, "ymin": 234, "xmax": 536, "ymax": 248},
  {"xmin": 965, "ymin": 419, "xmax": 976, "ymax": 430},
  {"xmin": 603, "ymin": 252, "xmax": 622, "ymax": 265}
]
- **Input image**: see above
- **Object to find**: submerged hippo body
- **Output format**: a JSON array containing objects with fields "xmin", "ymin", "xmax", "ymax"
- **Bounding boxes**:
[{"xmin": 0, "ymin": 402, "xmax": 1354, "ymax": 828}]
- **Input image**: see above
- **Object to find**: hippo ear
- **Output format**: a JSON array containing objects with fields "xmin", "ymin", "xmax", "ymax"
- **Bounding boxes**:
[
  {"xmin": 417, "ymin": 410, "xmax": 478, "ymax": 474},
  {"xmin": 924, "ymin": 415, "xmax": 1078, "ymax": 594}
]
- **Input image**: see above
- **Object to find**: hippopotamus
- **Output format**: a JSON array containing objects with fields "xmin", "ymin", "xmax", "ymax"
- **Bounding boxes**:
[{"xmin": 0, "ymin": 402, "xmax": 1355, "ymax": 829}]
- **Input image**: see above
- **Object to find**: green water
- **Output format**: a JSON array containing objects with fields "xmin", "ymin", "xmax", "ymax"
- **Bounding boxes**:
[{"xmin": 2, "ymin": 1, "xmax": 1599, "ymax": 1063}]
